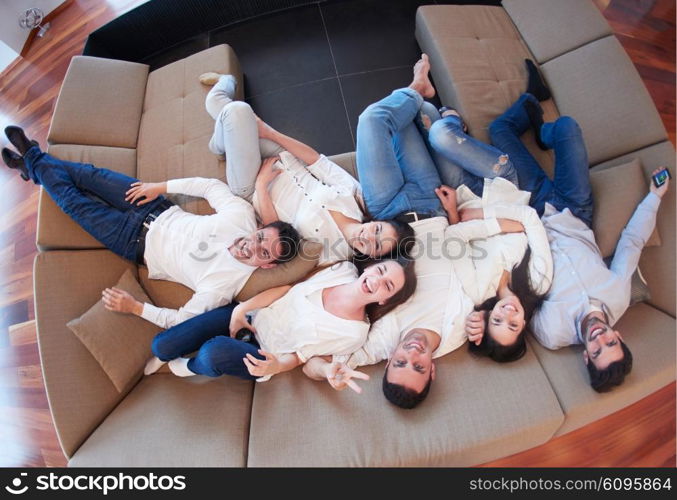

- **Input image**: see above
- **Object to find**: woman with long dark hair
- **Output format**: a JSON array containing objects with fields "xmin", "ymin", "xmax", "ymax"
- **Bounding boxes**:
[
  {"xmin": 144, "ymin": 258, "xmax": 416, "ymax": 380},
  {"xmin": 199, "ymin": 73, "xmax": 414, "ymax": 264}
]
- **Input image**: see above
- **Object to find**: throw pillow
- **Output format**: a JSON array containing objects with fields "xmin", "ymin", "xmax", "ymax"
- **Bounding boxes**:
[
  {"xmin": 67, "ymin": 269, "xmax": 160, "ymax": 392},
  {"xmin": 590, "ymin": 158, "xmax": 661, "ymax": 258}
]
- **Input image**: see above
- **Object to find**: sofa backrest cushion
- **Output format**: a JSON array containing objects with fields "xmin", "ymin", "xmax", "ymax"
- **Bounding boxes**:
[
  {"xmin": 503, "ymin": 0, "xmax": 612, "ymax": 63},
  {"xmin": 540, "ymin": 35, "xmax": 667, "ymax": 166},
  {"xmin": 48, "ymin": 56, "xmax": 149, "ymax": 149},
  {"xmin": 590, "ymin": 158, "xmax": 661, "ymax": 258}
]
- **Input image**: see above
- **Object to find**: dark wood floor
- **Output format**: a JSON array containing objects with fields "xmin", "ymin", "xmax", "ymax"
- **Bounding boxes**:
[{"xmin": 0, "ymin": 0, "xmax": 674, "ymax": 467}]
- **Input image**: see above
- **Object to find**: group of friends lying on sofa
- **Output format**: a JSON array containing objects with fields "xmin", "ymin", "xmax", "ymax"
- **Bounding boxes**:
[{"xmin": 2, "ymin": 55, "xmax": 669, "ymax": 409}]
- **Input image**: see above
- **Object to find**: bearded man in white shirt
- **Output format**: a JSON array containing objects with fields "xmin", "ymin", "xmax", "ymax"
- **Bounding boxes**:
[{"xmin": 3, "ymin": 126, "xmax": 301, "ymax": 329}]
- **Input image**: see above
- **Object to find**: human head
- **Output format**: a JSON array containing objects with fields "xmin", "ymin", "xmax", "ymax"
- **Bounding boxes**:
[
  {"xmin": 581, "ymin": 314, "xmax": 633, "ymax": 392},
  {"xmin": 382, "ymin": 328, "xmax": 437, "ymax": 409},
  {"xmin": 470, "ymin": 248, "xmax": 545, "ymax": 362},
  {"xmin": 354, "ymin": 256, "xmax": 417, "ymax": 323},
  {"xmin": 231, "ymin": 221, "xmax": 300, "ymax": 268},
  {"xmin": 351, "ymin": 219, "xmax": 415, "ymax": 259}
]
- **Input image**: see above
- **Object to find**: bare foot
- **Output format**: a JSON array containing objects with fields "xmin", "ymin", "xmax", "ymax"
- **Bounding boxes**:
[{"xmin": 409, "ymin": 54, "xmax": 435, "ymax": 99}]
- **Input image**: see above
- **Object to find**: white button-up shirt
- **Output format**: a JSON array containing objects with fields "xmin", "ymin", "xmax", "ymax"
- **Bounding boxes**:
[
  {"xmin": 252, "ymin": 261, "xmax": 370, "ymax": 379},
  {"xmin": 338, "ymin": 217, "xmax": 481, "ymax": 368},
  {"xmin": 531, "ymin": 193, "xmax": 661, "ymax": 349},
  {"xmin": 253, "ymin": 151, "xmax": 364, "ymax": 265},
  {"xmin": 141, "ymin": 177, "xmax": 257, "ymax": 328},
  {"xmin": 452, "ymin": 177, "xmax": 554, "ymax": 305}
]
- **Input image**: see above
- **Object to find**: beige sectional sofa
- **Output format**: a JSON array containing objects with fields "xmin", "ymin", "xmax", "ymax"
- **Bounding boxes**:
[{"xmin": 34, "ymin": 0, "xmax": 674, "ymax": 467}]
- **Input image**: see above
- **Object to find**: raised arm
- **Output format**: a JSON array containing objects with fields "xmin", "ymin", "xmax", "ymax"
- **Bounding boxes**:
[
  {"xmin": 254, "ymin": 156, "xmax": 282, "ymax": 225},
  {"xmin": 229, "ymin": 284, "xmax": 292, "ymax": 337},
  {"xmin": 303, "ymin": 356, "xmax": 370, "ymax": 393},
  {"xmin": 257, "ymin": 117, "xmax": 320, "ymax": 166},
  {"xmin": 610, "ymin": 171, "xmax": 668, "ymax": 280}
]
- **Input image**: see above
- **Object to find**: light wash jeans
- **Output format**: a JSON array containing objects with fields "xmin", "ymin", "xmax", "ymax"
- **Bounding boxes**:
[
  {"xmin": 422, "ymin": 106, "xmax": 518, "ymax": 195},
  {"xmin": 356, "ymin": 88, "xmax": 445, "ymax": 220},
  {"xmin": 489, "ymin": 93, "xmax": 593, "ymax": 227},
  {"xmin": 205, "ymin": 76, "xmax": 283, "ymax": 201}
]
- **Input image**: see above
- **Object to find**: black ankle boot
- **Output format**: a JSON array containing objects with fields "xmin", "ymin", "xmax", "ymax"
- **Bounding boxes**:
[
  {"xmin": 525, "ymin": 59, "xmax": 551, "ymax": 102},
  {"xmin": 4, "ymin": 126, "xmax": 39, "ymax": 156},
  {"xmin": 2, "ymin": 148, "xmax": 30, "ymax": 181}
]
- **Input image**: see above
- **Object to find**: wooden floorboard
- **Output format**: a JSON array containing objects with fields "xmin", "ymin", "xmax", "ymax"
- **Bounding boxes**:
[{"xmin": 0, "ymin": 0, "xmax": 674, "ymax": 468}]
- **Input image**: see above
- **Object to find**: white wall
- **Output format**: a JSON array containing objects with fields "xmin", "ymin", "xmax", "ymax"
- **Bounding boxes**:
[
  {"xmin": 0, "ymin": 0, "xmax": 63, "ymax": 54},
  {"xmin": 0, "ymin": 40, "xmax": 19, "ymax": 73}
]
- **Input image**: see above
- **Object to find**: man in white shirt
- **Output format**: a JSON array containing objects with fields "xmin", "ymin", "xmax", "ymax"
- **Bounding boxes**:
[
  {"xmin": 483, "ymin": 94, "xmax": 672, "ymax": 391},
  {"xmin": 3, "ymin": 126, "xmax": 301, "ymax": 329},
  {"xmin": 303, "ymin": 213, "xmax": 524, "ymax": 408}
]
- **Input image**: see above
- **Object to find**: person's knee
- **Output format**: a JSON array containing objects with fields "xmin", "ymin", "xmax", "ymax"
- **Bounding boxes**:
[
  {"xmin": 552, "ymin": 116, "xmax": 582, "ymax": 138},
  {"xmin": 492, "ymin": 154, "xmax": 515, "ymax": 178},
  {"xmin": 151, "ymin": 334, "xmax": 176, "ymax": 362},
  {"xmin": 221, "ymin": 100, "xmax": 255, "ymax": 123},
  {"xmin": 358, "ymin": 103, "xmax": 389, "ymax": 127},
  {"xmin": 196, "ymin": 336, "xmax": 235, "ymax": 377}
]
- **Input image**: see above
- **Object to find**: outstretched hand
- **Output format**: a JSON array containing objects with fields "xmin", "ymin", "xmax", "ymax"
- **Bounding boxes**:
[
  {"xmin": 326, "ymin": 362, "xmax": 370, "ymax": 394},
  {"xmin": 650, "ymin": 167, "xmax": 670, "ymax": 199},
  {"xmin": 434, "ymin": 185, "xmax": 457, "ymax": 211}
]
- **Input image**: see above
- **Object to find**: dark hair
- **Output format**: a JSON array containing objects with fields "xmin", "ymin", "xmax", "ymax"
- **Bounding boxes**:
[
  {"xmin": 469, "ymin": 248, "xmax": 545, "ymax": 363},
  {"xmin": 353, "ymin": 216, "xmax": 416, "ymax": 260},
  {"xmin": 468, "ymin": 303, "xmax": 528, "ymax": 363},
  {"xmin": 354, "ymin": 255, "xmax": 417, "ymax": 323},
  {"xmin": 587, "ymin": 341, "xmax": 633, "ymax": 392},
  {"xmin": 382, "ymin": 370, "xmax": 432, "ymax": 409},
  {"xmin": 262, "ymin": 220, "xmax": 301, "ymax": 264}
]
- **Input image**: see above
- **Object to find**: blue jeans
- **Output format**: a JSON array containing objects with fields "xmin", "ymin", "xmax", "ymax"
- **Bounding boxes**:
[
  {"xmin": 151, "ymin": 304, "xmax": 264, "ymax": 380},
  {"xmin": 24, "ymin": 146, "xmax": 169, "ymax": 261},
  {"xmin": 423, "ymin": 105, "xmax": 518, "ymax": 195},
  {"xmin": 356, "ymin": 88, "xmax": 445, "ymax": 220},
  {"xmin": 488, "ymin": 93, "xmax": 594, "ymax": 227}
]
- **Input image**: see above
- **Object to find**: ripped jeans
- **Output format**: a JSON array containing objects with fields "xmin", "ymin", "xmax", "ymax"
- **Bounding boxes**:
[{"xmin": 420, "ymin": 105, "xmax": 518, "ymax": 196}]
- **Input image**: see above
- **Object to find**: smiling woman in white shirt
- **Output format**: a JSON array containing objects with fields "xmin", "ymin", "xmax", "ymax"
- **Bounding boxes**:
[
  {"xmin": 143, "ymin": 258, "xmax": 417, "ymax": 381},
  {"xmin": 198, "ymin": 73, "xmax": 415, "ymax": 265}
]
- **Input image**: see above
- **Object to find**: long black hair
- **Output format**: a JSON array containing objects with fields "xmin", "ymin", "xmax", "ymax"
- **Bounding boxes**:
[{"xmin": 469, "ymin": 247, "xmax": 546, "ymax": 363}]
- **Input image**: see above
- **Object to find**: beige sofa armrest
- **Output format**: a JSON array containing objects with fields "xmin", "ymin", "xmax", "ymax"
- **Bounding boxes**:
[{"xmin": 48, "ymin": 56, "xmax": 149, "ymax": 149}]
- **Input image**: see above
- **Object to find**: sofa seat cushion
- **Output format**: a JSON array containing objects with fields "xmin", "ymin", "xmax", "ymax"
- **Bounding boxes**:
[
  {"xmin": 48, "ymin": 56, "xmax": 149, "ymax": 148},
  {"xmin": 592, "ymin": 141, "xmax": 676, "ymax": 317},
  {"xmin": 247, "ymin": 347, "xmax": 563, "ymax": 466},
  {"xmin": 68, "ymin": 374, "xmax": 254, "ymax": 467},
  {"xmin": 540, "ymin": 36, "xmax": 667, "ymax": 166},
  {"xmin": 503, "ymin": 0, "xmax": 612, "ymax": 63},
  {"xmin": 34, "ymin": 250, "xmax": 139, "ymax": 458},
  {"xmin": 38, "ymin": 145, "xmax": 137, "ymax": 250},
  {"xmin": 415, "ymin": 5, "xmax": 558, "ymax": 177},
  {"xmin": 529, "ymin": 302, "xmax": 676, "ymax": 437},
  {"xmin": 137, "ymin": 44, "xmax": 243, "ymax": 215}
]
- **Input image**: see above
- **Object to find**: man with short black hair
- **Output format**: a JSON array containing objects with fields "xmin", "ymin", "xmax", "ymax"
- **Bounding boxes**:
[{"xmin": 2, "ymin": 126, "xmax": 300, "ymax": 328}]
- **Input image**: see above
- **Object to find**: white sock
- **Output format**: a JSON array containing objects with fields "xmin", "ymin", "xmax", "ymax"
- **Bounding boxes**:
[
  {"xmin": 168, "ymin": 357, "xmax": 195, "ymax": 377},
  {"xmin": 144, "ymin": 356, "xmax": 166, "ymax": 375}
]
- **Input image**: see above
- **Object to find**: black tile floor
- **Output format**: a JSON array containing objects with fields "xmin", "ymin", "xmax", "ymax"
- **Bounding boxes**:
[{"xmin": 141, "ymin": 0, "xmax": 500, "ymax": 156}]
